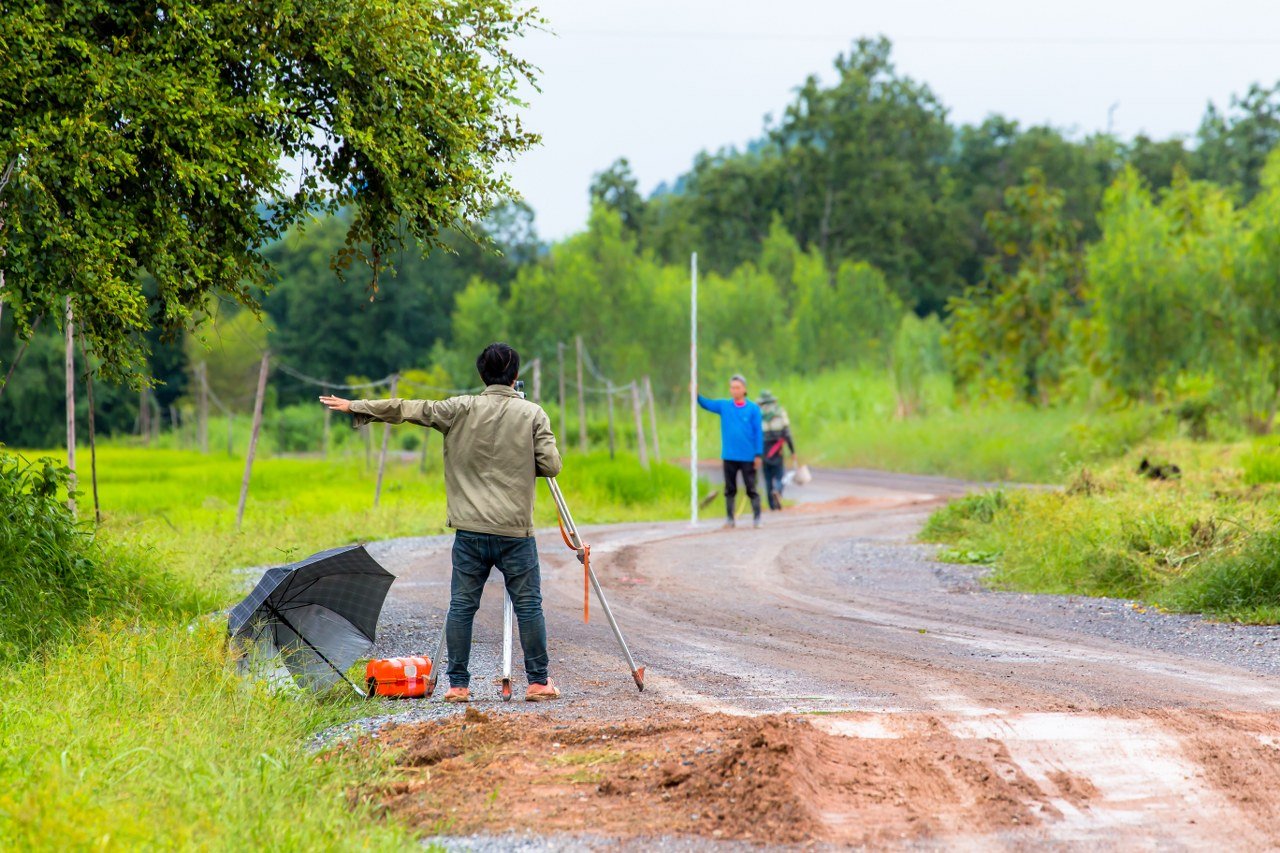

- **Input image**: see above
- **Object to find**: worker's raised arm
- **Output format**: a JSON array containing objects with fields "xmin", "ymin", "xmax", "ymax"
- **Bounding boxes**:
[
  {"xmin": 321, "ymin": 395, "xmax": 463, "ymax": 433},
  {"xmin": 533, "ymin": 409, "xmax": 563, "ymax": 478},
  {"xmin": 696, "ymin": 394, "xmax": 722, "ymax": 414}
]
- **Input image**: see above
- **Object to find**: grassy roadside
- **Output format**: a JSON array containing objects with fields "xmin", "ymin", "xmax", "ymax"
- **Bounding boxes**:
[
  {"xmin": 0, "ymin": 444, "xmax": 692, "ymax": 847},
  {"xmin": 650, "ymin": 368, "xmax": 1172, "ymax": 483},
  {"xmin": 40, "ymin": 445, "xmax": 695, "ymax": 590},
  {"xmin": 922, "ymin": 439, "xmax": 1280, "ymax": 623}
]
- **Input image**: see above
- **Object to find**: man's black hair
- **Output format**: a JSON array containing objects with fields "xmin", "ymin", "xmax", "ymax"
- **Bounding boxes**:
[{"xmin": 477, "ymin": 342, "xmax": 520, "ymax": 387}]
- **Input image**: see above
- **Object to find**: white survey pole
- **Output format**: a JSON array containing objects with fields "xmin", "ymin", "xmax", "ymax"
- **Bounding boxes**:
[{"xmin": 690, "ymin": 252, "xmax": 698, "ymax": 525}]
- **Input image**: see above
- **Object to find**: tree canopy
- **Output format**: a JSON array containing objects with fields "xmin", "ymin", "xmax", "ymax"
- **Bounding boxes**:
[{"xmin": 0, "ymin": 0, "xmax": 539, "ymax": 381}]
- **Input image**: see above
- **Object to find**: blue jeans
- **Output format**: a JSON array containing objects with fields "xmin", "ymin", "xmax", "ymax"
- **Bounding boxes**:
[
  {"xmin": 446, "ymin": 530, "xmax": 549, "ymax": 688},
  {"xmin": 763, "ymin": 457, "xmax": 786, "ymax": 510}
]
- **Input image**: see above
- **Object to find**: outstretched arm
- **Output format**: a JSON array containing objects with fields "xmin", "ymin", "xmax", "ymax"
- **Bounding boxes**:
[
  {"xmin": 319, "ymin": 395, "xmax": 460, "ymax": 431},
  {"xmin": 319, "ymin": 395, "xmax": 352, "ymax": 413}
]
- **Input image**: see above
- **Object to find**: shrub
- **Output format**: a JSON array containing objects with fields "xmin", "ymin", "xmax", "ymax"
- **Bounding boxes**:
[{"xmin": 270, "ymin": 403, "xmax": 324, "ymax": 453}]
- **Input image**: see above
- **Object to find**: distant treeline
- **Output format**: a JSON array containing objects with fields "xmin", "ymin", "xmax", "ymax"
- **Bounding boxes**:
[
  {"xmin": 598, "ymin": 38, "xmax": 1280, "ymax": 316},
  {"xmin": 4, "ymin": 36, "xmax": 1280, "ymax": 446}
]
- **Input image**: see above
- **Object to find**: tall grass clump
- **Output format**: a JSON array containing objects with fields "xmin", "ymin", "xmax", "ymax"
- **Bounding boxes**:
[
  {"xmin": 1163, "ymin": 526, "xmax": 1280, "ymax": 622},
  {"xmin": 1240, "ymin": 439, "xmax": 1280, "ymax": 485},
  {"xmin": 0, "ymin": 451, "xmax": 202, "ymax": 663},
  {"xmin": 0, "ymin": 621, "xmax": 410, "ymax": 848},
  {"xmin": 923, "ymin": 441, "xmax": 1280, "ymax": 622}
]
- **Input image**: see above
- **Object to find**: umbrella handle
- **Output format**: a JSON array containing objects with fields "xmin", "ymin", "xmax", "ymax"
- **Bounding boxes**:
[{"xmin": 265, "ymin": 603, "xmax": 367, "ymax": 698}]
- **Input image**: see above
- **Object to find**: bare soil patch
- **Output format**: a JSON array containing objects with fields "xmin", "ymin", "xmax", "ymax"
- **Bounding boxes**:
[{"xmin": 353, "ymin": 709, "xmax": 1053, "ymax": 846}]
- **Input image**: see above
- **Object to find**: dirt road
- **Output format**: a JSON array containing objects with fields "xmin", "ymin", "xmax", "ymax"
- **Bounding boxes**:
[{"xmin": 360, "ymin": 469, "xmax": 1280, "ymax": 849}]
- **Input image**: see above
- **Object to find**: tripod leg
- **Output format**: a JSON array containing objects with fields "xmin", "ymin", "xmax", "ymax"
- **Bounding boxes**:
[
  {"xmin": 586, "ymin": 563, "xmax": 645, "ymax": 691},
  {"xmin": 501, "ymin": 592, "xmax": 514, "ymax": 702},
  {"xmin": 425, "ymin": 616, "xmax": 447, "ymax": 698},
  {"xmin": 546, "ymin": 478, "xmax": 645, "ymax": 692}
]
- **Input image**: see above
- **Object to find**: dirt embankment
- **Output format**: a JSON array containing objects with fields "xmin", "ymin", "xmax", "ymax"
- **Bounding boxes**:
[{"xmin": 353, "ymin": 708, "xmax": 1058, "ymax": 847}]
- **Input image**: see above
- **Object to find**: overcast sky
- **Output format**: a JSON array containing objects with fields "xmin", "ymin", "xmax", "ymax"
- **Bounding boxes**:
[{"xmin": 503, "ymin": 0, "xmax": 1280, "ymax": 240}]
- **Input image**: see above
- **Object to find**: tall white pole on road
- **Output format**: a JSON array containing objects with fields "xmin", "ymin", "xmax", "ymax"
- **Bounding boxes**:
[{"xmin": 690, "ymin": 251, "xmax": 698, "ymax": 526}]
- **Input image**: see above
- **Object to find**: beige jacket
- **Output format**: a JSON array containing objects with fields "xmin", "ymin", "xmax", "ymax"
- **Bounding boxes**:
[{"xmin": 350, "ymin": 385, "xmax": 562, "ymax": 537}]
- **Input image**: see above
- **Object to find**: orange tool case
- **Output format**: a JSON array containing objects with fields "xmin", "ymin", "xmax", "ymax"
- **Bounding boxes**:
[{"xmin": 365, "ymin": 656, "xmax": 432, "ymax": 698}]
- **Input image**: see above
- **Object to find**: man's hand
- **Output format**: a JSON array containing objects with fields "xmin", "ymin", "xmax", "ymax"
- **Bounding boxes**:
[
  {"xmin": 754, "ymin": 455, "xmax": 762, "ymax": 470},
  {"xmin": 319, "ymin": 394, "xmax": 352, "ymax": 413}
]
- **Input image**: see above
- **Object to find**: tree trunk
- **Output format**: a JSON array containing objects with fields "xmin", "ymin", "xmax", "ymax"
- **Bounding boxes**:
[{"xmin": 64, "ymin": 297, "xmax": 77, "ymax": 516}]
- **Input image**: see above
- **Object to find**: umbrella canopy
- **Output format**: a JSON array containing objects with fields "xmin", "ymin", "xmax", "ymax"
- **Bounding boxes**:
[{"xmin": 228, "ymin": 545, "xmax": 395, "ymax": 693}]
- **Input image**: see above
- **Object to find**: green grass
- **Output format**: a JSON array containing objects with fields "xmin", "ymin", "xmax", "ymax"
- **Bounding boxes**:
[
  {"xmin": 37, "ymin": 445, "xmax": 695, "ymax": 597},
  {"xmin": 0, "ymin": 440, "xmax": 694, "ymax": 848},
  {"xmin": 1241, "ymin": 438, "xmax": 1280, "ymax": 485},
  {"xmin": 0, "ymin": 621, "xmax": 408, "ymax": 849},
  {"xmin": 923, "ymin": 440, "xmax": 1280, "ymax": 622},
  {"xmin": 652, "ymin": 367, "xmax": 1171, "ymax": 484}
]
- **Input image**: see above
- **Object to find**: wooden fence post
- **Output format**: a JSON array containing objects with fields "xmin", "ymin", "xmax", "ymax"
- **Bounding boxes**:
[
  {"xmin": 644, "ymin": 375, "xmax": 661, "ymax": 463},
  {"xmin": 531, "ymin": 357, "xmax": 542, "ymax": 403},
  {"xmin": 374, "ymin": 374, "xmax": 399, "ymax": 507},
  {"xmin": 139, "ymin": 388, "xmax": 150, "ymax": 444},
  {"xmin": 557, "ymin": 341, "xmax": 567, "ymax": 441},
  {"xmin": 321, "ymin": 384, "xmax": 331, "ymax": 459},
  {"xmin": 575, "ymin": 335, "xmax": 587, "ymax": 452},
  {"xmin": 236, "ymin": 351, "xmax": 270, "ymax": 531},
  {"xmin": 606, "ymin": 380, "xmax": 616, "ymax": 459},
  {"xmin": 198, "ymin": 361, "xmax": 209, "ymax": 453},
  {"xmin": 78, "ymin": 334, "xmax": 101, "ymax": 523},
  {"xmin": 631, "ymin": 381, "xmax": 649, "ymax": 470},
  {"xmin": 64, "ymin": 296, "xmax": 77, "ymax": 516}
]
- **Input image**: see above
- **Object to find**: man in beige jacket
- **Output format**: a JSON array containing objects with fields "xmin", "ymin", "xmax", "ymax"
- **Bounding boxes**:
[{"xmin": 320, "ymin": 343, "xmax": 563, "ymax": 702}]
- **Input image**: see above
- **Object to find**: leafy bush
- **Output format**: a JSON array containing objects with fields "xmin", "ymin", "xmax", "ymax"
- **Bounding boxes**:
[
  {"xmin": 0, "ymin": 451, "xmax": 199, "ymax": 663},
  {"xmin": 270, "ymin": 403, "xmax": 325, "ymax": 453}
]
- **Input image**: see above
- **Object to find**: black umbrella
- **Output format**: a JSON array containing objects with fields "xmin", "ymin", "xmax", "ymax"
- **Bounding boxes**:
[{"xmin": 228, "ymin": 545, "xmax": 395, "ymax": 695}]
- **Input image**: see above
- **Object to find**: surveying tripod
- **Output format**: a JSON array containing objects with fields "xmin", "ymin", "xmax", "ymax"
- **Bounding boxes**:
[{"xmin": 424, "ymin": 477, "xmax": 645, "ymax": 700}]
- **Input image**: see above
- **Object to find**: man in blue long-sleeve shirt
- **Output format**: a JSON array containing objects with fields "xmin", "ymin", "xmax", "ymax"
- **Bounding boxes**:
[{"xmin": 697, "ymin": 373, "xmax": 764, "ymax": 528}]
